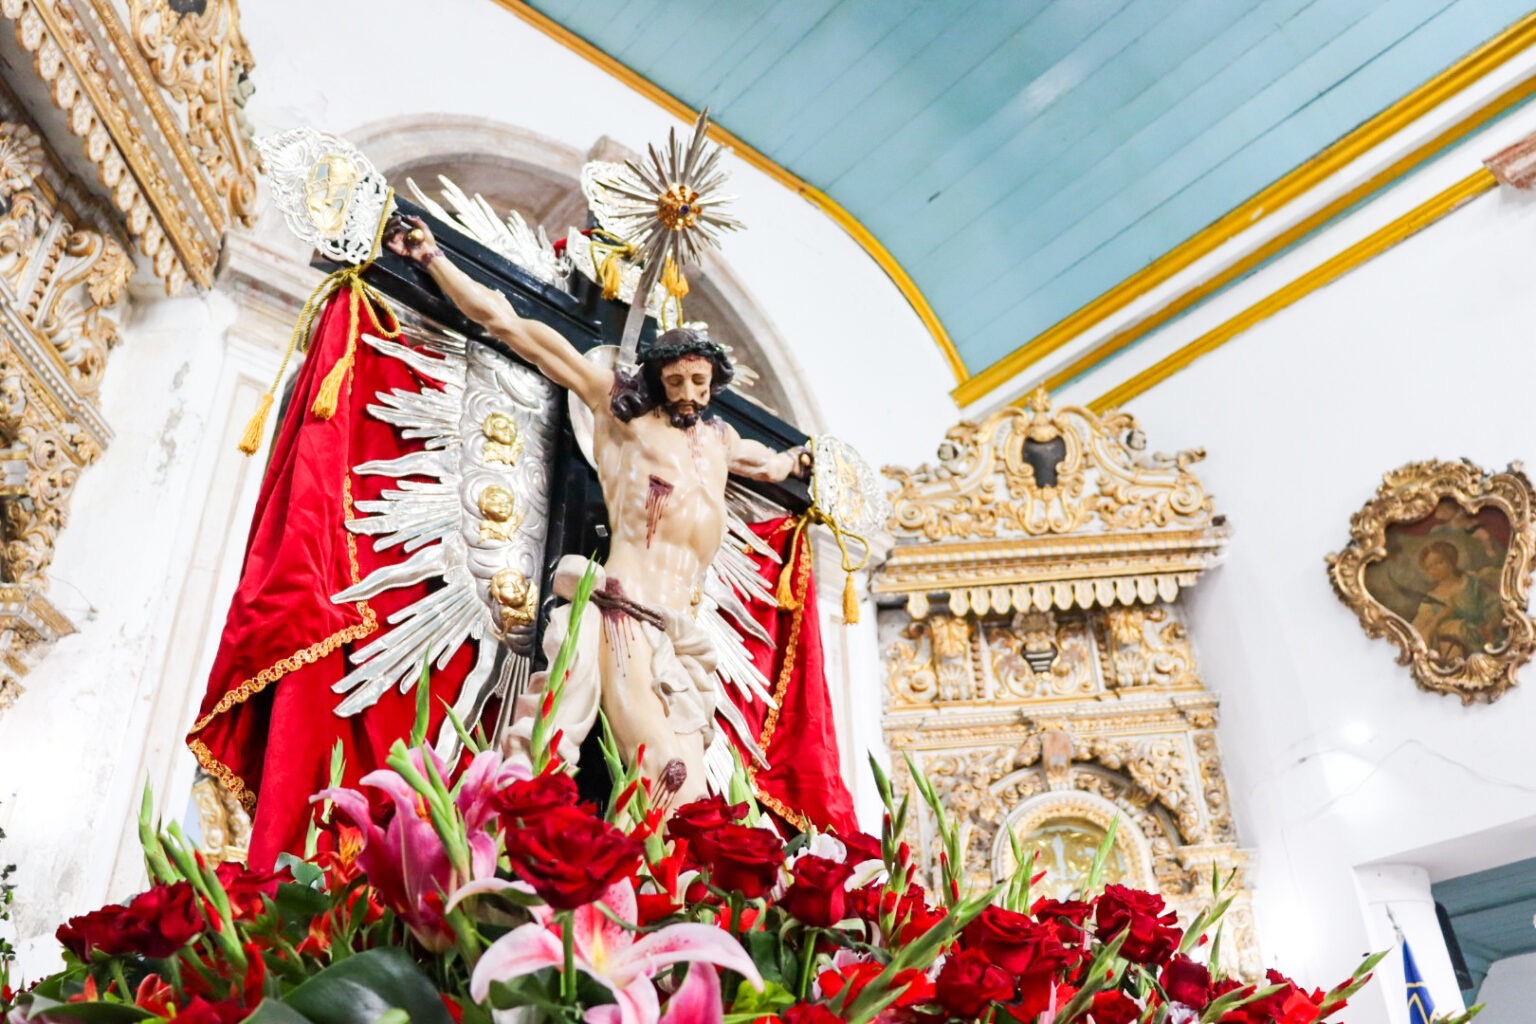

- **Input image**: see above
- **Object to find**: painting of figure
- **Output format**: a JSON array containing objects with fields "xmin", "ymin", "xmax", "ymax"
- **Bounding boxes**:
[{"xmin": 1363, "ymin": 499, "xmax": 1510, "ymax": 661}]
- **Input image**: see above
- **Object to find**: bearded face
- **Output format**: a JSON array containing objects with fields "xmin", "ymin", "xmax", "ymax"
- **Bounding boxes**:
[{"xmin": 658, "ymin": 354, "xmax": 713, "ymax": 428}]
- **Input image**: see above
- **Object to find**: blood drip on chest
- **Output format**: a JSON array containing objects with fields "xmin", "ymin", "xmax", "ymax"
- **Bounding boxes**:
[{"xmin": 645, "ymin": 474, "xmax": 674, "ymax": 547}]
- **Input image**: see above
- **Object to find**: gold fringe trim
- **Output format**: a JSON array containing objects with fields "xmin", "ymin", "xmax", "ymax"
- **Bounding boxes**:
[
  {"xmin": 748, "ymin": 528, "xmax": 811, "ymax": 832},
  {"xmin": 187, "ymin": 477, "xmax": 377, "ymax": 807}
]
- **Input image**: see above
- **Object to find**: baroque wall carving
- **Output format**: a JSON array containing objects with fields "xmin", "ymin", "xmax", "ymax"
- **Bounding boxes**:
[
  {"xmin": 0, "ymin": 82, "xmax": 129, "ymax": 710},
  {"xmin": 0, "ymin": 0, "xmax": 258, "ymax": 293},
  {"xmin": 876, "ymin": 394, "xmax": 1259, "ymax": 978}
]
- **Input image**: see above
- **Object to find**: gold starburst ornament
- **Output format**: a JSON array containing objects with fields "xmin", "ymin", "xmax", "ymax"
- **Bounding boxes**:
[{"xmin": 584, "ymin": 111, "xmax": 743, "ymax": 369}]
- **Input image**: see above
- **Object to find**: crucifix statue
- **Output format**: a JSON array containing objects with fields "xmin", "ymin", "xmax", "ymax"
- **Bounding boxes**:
[{"xmin": 385, "ymin": 215, "xmax": 810, "ymax": 804}]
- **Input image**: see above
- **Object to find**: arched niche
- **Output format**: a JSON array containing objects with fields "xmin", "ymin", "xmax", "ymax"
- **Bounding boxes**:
[
  {"xmin": 344, "ymin": 114, "xmax": 823, "ymax": 431},
  {"xmin": 991, "ymin": 781, "xmax": 1159, "ymax": 898}
]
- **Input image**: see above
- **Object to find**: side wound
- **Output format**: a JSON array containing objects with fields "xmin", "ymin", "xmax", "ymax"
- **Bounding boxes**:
[{"xmin": 645, "ymin": 474, "xmax": 674, "ymax": 546}]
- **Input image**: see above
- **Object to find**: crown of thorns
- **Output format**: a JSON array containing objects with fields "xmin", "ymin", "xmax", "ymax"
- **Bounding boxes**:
[{"xmin": 637, "ymin": 329, "xmax": 734, "ymax": 393}]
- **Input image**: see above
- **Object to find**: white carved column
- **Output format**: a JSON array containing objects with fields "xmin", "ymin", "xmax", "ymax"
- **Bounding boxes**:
[{"xmin": 1356, "ymin": 864, "xmax": 1466, "ymax": 1023}]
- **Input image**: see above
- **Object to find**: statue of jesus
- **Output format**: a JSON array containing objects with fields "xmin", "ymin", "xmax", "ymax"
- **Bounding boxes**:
[{"xmin": 386, "ymin": 216, "xmax": 808, "ymax": 804}]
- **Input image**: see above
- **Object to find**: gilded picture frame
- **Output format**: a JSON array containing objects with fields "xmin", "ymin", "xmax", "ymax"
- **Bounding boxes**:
[{"xmin": 1327, "ymin": 460, "xmax": 1536, "ymax": 704}]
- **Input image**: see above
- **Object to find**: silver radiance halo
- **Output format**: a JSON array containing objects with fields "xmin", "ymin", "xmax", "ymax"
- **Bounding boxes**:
[
  {"xmin": 257, "ymin": 127, "xmax": 392, "ymax": 265},
  {"xmin": 584, "ymin": 111, "xmax": 743, "ymax": 367}
]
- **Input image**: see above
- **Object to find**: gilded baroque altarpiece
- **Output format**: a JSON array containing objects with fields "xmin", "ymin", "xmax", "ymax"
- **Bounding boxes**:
[
  {"xmin": 875, "ymin": 390, "xmax": 1260, "ymax": 977},
  {"xmin": 0, "ymin": 0, "xmax": 256, "ymax": 709}
]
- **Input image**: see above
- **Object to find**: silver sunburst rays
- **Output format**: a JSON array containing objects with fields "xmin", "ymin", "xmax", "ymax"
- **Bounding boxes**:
[{"xmin": 586, "ymin": 110, "xmax": 743, "ymax": 368}]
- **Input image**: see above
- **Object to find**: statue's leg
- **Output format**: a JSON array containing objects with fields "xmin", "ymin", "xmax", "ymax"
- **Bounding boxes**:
[{"xmin": 599, "ymin": 614, "xmax": 710, "ymax": 806}]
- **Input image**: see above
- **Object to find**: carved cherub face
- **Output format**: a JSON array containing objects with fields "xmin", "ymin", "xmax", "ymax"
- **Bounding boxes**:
[
  {"xmin": 478, "ymin": 486, "xmax": 517, "ymax": 522},
  {"xmin": 659, "ymin": 355, "xmax": 713, "ymax": 427}
]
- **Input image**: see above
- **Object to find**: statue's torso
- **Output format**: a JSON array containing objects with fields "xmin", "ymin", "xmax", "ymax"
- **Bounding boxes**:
[{"xmin": 593, "ymin": 409, "xmax": 730, "ymax": 613}]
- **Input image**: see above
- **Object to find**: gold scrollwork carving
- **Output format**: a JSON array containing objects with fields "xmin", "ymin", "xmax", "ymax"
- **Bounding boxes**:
[
  {"xmin": 1100, "ymin": 603, "xmax": 1198, "ymax": 690},
  {"xmin": 885, "ymin": 388, "xmax": 1213, "ymax": 542},
  {"xmin": 1327, "ymin": 459, "xmax": 1536, "ymax": 703}
]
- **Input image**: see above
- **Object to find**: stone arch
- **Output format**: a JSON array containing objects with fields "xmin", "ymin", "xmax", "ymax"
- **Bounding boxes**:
[{"xmin": 343, "ymin": 114, "xmax": 824, "ymax": 431}]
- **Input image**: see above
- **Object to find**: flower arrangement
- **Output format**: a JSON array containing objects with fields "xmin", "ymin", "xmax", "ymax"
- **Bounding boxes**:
[{"xmin": 0, "ymin": 575, "xmax": 1414, "ymax": 1024}]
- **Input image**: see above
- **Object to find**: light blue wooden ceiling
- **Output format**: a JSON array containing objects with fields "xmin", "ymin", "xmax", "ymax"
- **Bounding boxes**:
[
  {"xmin": 525, "ymin": 0, "xmax": 1535, "ymax": 379},
  {"xmin": 1433, "ymin": 856, "xmax": 1536, "ymax": 999}
]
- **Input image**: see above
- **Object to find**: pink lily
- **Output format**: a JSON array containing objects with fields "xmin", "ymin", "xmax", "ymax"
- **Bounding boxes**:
[
  {"xmin": 470, "ymin": 879, "xmax": 762, "ymax": 1024},
  {"xmin": 317, "ymin": 746, "xmax": 524, "ymax": 951}
]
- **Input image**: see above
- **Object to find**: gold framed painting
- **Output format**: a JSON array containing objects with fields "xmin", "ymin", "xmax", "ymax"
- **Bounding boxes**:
[{"xmin": 1327, "ymin": 460, "xmax": 1536, "ymax": 704}]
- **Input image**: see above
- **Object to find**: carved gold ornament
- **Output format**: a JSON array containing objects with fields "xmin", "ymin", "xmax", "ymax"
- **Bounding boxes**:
[
  {"xmin": 477, "ymin": 485, "xmax": 524, "ymax": 542},
  {"xmin": 489, "ymin": 568, "xmax": 538, "ymax": 632},
  {"xmin": 1327, "ymin": 459, "xmax": 1536, "ymax": 704},
  {"xmin": 877, "ymin": 389, "xmax": 1226, "ymax": 614},
  {"xmin": 481, "ymin": 412, "xmax": 523, "ymax": 466},
  {"xmin": 257, "ymin": 128, "xmax": 391, "ymax": 265}
]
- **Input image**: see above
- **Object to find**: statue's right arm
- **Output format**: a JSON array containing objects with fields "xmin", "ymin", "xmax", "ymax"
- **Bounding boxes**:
[{"xmin": 387, "ymin": 216, "xmax": 612, "ymax": 410}]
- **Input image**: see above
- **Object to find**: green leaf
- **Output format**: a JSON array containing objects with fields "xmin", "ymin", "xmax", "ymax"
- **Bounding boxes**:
[
  {"xmin": 282, "ymin": 948, "xmax": 453, "ymax": 1024},
  {"xmin": 731, "ymin": 979, "xmax": 795, "ymax": 1016},
  {"xmin": 1083, "ymin": 817, "xmax": 1120, "ymax": 896},
  {"xmin": 409, "ymin": 657, "xmax": 432, "ymax": 749},
  {"xmin": 275, "ymin": 856, "xmax": 326, "ymax": 891},
  {"xmin": 23, "ymin": 1000, "xmax": 151, "ymax": 1024},
  {"xmin": 274, "ymin": 880, "xmax": 330, "ymax": 921},
  {"xmin": 241, "ymin": 1001, "xmax": 319, "ymax": 1024}
]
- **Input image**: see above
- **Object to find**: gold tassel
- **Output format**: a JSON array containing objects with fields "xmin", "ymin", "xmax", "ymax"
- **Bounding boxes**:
[
  {"xmin": 842, "ymin": 571, "xmax": 860, "ymax": 624},
  {"xmin": 776, "ymin": 549, "xmax": 799, "ymax": 610},
  {"xmin": 662, "ymin": 258, "xmax": 689, "ymax": 299},
  {"xmin": 599, "ymin": 254, "xmax": 623, "ymax": 300},
  {"xmin": 237, "ymin": 392, "xmax": 274, "ymax": 456},
  {"xmin": 310, "ymin": 338, "xmax": 354, "ymax": 420}
]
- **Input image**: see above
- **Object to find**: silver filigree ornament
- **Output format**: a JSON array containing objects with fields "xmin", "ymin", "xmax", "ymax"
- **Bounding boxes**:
[
  {"xmin": 811, "ymin": 434, "xmax": 892, "ymax": 540},
  {"xmin": 256, "ymin": 127, "xmax": 393, "ymax": 265},
  {"xmin": 406, "ymin": 175, "xmax": 571, "ymax": 289},
  {"xmin": 329, "ymin": 327, "xmax": 559, "ymax": 759}
]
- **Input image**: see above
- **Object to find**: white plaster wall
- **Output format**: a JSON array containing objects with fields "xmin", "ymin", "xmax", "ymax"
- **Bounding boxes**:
[
  {"xmin": 1049, "ymin": 164, "xmax": 1536, "ymax": 1022},
  {"xmin": 0, "ymin": 288, "xmax": 281, "ymax": 975},
  {"xmin": 1477, "ymin": 951, "xmax": 1536, "ymax": 1023}
]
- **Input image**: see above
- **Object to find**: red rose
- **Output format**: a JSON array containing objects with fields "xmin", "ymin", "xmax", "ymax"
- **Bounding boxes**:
[
  {"xmin": 782, "ymin": 855, "xmax": 854, "ymax": 927},
  {"xmin": 1088, "ymin": 990, "xmax": 1140, "ymax": 1024},
  {"xmin": 818, "ymin": 962, "xmax": 934, "ymax": 1008},
  {"xmin": 57, "ymin": 881, "xmax": 204, "ymax": 959},
  {"xmin": 1224, "ymin": 970, "xmax": 1326, "ymax": 1024},
  {"xmin": 936, "ymin": 948, "xmax": 1016, "ymax": 1017},
  {"xmin": 835, "ymin": 830, "xmax": 884, "ymax": 866},
  {"xmin": 1161, "ymin": 955, "xmax": 1213, "ymax": 1009},
  {"xmin": 494, "ymin": 772, "xmax": 580, "ymax": 822},
  {"xmin": 962, "ymin": 905, "xmax": 1072, "ymax": 976},
  {"xmin": 505, "ymin": 805, "xmax": 643, "ymax": 910},
  {"xmin": 1093, "ymin": 885, "xmax": 1182, "ymax": 965},
  {"xmin": 668, "ymin": 794, "xmax": 749, "ymax": 844},
  {"xmin": 962, "ymin": 905, "xmax": 1073, "ymax": 1017},
  {"xmin": 215, "ymin": 862, "xmax": 290, "ymax": 920},
  {"xmin": 782, "ymin": 1004, "xmax": 843, "ymax": 1024},
  {"xmin": 1032, "ymin": 897, "xmax": 1092, "ymax": 947},
  {"xmin": 172, "ymin": 997, "xmax": 247, "ymax": 1024},
  {"xmin": 692, "ymin": 822, "xmax": 784, "ymax": 898}
]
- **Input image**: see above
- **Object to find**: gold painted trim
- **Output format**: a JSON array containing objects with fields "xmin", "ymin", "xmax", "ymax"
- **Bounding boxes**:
[
  {"xmin": 1033, "ymin": 72, "xmax": 1536, "ymax": 401},
  {"xmin": 1090, "ymin": 169, "xmax": 1496, "ymax": 412},
  {"xmin": 488, "ymin": 0, "xmax": 968, "ymax": 384},
  {"xmin": 955, "ymin": 10, "xmax": 1536, "ymax": 406}
]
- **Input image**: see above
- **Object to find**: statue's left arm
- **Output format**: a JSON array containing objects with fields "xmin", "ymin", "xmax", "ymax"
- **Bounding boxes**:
[{"xmin": 724, "ymin": 423, "xmax": 811, "ymax": 483}]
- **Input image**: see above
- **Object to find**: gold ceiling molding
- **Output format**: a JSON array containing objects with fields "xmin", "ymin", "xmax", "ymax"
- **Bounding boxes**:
[
  {"xmin": 486, "ymin": 0, "xmax": 966, "ymax": 385},
  {"xmin": 0, "ymin": 81, "xmax": 131, "ymax": 710},
  {"xmin": 876, "ymin": 389, "xmax": 1227, "ymax": 615},
  {"xmin": 955, "ymin": 10, "xmax": 1536, "ymax": 407},
  {"xmin": 0, "ymin": 0, "xmax": 259, "ymax": 293},
  {"xmin": 1089, "ymin": 168, "xmax": 1495, "ymax": 413}
]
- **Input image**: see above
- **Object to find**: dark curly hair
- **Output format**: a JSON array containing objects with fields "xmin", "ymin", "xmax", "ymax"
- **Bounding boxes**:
[{"xmin": 610, "ymin": 327, "xmax": 735, "ymax": 423}]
